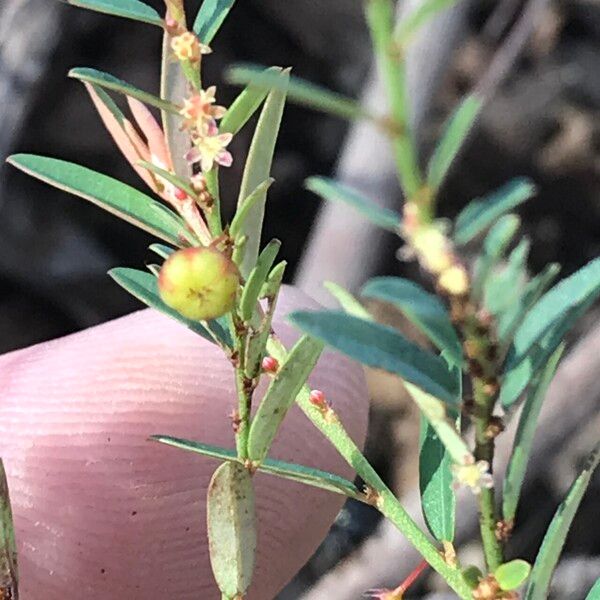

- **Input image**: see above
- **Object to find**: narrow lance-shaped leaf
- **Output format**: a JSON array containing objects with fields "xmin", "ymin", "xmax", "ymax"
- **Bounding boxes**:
[
  {"xmin": 69, "ymin": 68, "xmax": 179, "ymax": 114},
  {"xmin": 362, "ymin": 276, "xmax": 462, "ymax": 365},
  {"xmin": 585, "ymin": 578, "xmax": 600, "ymax": 600},
  {"xmin": 193, "ymin": 0, "xmax": 236, "ymax": 44},
  {"xmin": 501, "ymin": 257, "xmax": 600, "ymax": 408},
  {"xmin": 149, "ymin": 243, "xmax": 175, "ymax": 260},
  {"xmin": 227, "ymin": 64, "xmax": 369, "ymax": 122},
  {"xmin": 139, "ymin": 161, "xmax": 197, "ymax": 199},
  {"xmin": 221, "ymin": 69, "xmax": 276, "ymax": 135},
  {"xmin": 151, "ymin": 435, "xmax": 362, "ymax": 499},
  {"xmin": 160, "ymin": 32, "xmax": 191, "ymax": 180},
  {"xmin": 67, "ymin": 0, "xmax": 163, "ymax": 26},
  {"xmin": 502, "ymin": 346, "xmax": 564, "ymax": 524},
  {"xmin": 230, "ymin": 179, "xmax": 275, "ymax": 241},
  {"xmin": 109, "ymin": 268, "xmax": 232, "ymax": 348},
  {"xmin": 427, "ymin": 94, "xmax": 482, "ymax": 192},
  {"xmin": 236, "ymin": 70, "xmax": 289, "ymax": 277},
  {"xmin": 305, "ymin": 177, "xmax": 402, "ymax": 232},
  {"xmin": 0, "ymin": 460, "xmax": 18, "ymax": 599},
  {"xmin": 7, "ymin": 154, "xmax": 187, "ymax": 246},
  {"xmin": 248, "ymin": 335, "xmax": 324, "ymax": 463},
  {"xmin": 324, "ymin": 282, "xmax": 372, "ymax": 320},
  {"xmin": 207, "ymin": 462, "xmax": 256, "ymax": 599},
  {"xmin": 289, "ymin": 310, "xmax": 460, "ymax": 404},
  {"xmin": 395, "ymin": 0, "xmax": 460, "ymax": 45},
  {"xmin": 405, "ymin": 382, "xmax": 471, "ymax": 465},
  {"xmin": 525, "ymin": 442, "xmax": 600, "ymax": 600},
  {"xmin": 454, "ymin": 178, "xmax": 536, "ymax": 246},
  {"xmin": 484, "ymin": 238, "xmax": 530, "ymax": 317},
  {"xmin": 472, "ymin": 214, "xmax": 521, "ymax": 301},
  {"xmin": 240, "ymin": 239, "xmax": 281, "ymax": 322}
]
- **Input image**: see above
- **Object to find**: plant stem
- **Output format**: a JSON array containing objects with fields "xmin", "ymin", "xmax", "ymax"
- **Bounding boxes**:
[
  {"xmin": 232, "ymin": 316, "xmax": 252, "ymax": 460},
  {"xmin": 365, "ymin": 0, "xmax": 424, "ymax": 201},
  {"xmin": 204, "ymin": 168, "xmax": 223, "ymax": 236},
  {"xmin": 266, "ymin": 337, "xmax": 473, "ymax": 599}
]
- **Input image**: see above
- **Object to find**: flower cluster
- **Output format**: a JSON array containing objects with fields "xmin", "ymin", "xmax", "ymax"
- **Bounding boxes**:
[{"xmin": 452, "ymin": 456, "xmax": 494, "ymax": 495}]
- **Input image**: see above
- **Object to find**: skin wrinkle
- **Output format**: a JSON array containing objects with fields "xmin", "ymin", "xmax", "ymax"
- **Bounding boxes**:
[{"xmin": 0, "ymin": 287, "xmax": 369, "ymax": 599}]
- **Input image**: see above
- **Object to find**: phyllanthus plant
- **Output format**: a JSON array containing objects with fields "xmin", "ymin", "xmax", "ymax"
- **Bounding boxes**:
[{"xmin": 2, "ymin": 1, "xmax": 600, "ymax": 600}]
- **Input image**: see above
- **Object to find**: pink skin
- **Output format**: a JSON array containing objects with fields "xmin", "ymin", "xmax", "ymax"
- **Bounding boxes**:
[{"xmin": 0, "ymin": 287, "xmax": 369, "ymax": 599}]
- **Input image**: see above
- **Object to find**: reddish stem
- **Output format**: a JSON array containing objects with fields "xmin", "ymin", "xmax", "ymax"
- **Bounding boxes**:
[{"xmin": 397, "ymin": 559, "xmax": 429, "ymax": 594}]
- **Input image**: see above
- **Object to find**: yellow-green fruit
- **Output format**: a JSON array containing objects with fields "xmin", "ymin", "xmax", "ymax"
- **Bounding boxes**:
[{"xmin": 158, "ymin": 247, "xmax": 240, "ymax": 321}]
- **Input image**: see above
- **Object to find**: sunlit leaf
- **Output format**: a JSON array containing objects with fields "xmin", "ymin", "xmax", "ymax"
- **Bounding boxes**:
[
  {"xmin": 67, "ymin": 0, "xmax": 162, "ymax": 26},
  {"xmin": 427, "ymin": 95, "xmax": 482, "ymax": 192},
  {"xmin": 235, "ymin": 70, "xmax": 289, "ymax": 277},
  {"xmin": 305, "ymin": 177, "xmax": 401, "ymax": 232},
  {"xmin": 454, "ymin": 179, "xmax": 535, "ymax": 246},
  {"xmin": 362, "ymin": 276, "xmax": 462, "ymax": 365},
  {"xmin": 151, "ymin": 435, "xmax": 361, "ymax": 498},
  {"xmin": 395, "ymin": 0, "xmax": 460, "ymax": 44},
  {"xmin": 525, "ymin": 443, "xmax": 600, "ymax": 600},
  {"xmin": 230, "ymin": 179, "xmax": 275, "ymax": 240},
  {"xmin": 248, "ymin": 335, "xmax": 324, "ymax": 463},
  {"xmin": 70, "ymin": 68, "xmax": 178, "ymax": 114},
  {"xmin": 495, "ymin": 559, "xmax": 531, "ymax": 591},
  {"xmin": 502, "ymin": 346, "xmax": 563, "ymax": 524},
  {"xmin": 207, "ymin": 462, "xmax": 256, "ymax": 599},
  {"xmin": 193, "ymin": 0, "xmax": 236, "ymax": 44},
  {"xmin": 472, "ymin": 214, "xmax": 520, "ymax": 301},
  {"xmin": 109, "ymin": 267, "xmax": 232, "ymax": 347},
  {"xmin": 501, "ymin": 257, "xmax": 600, "ymax": 408},
  {"xmin": 324, "ymin": 282, "xmax": 372, "ymax": 320},
  {"xmin": 227, "ymin": 64, "xmax": 368, "ymax": 121},
  {"xmin": 7, "ymin": 154, "xmax": 187, "ymax": 245},
  {"xmin": 289, "ymin": 310, "xmax": 459, "ymax": 404}
]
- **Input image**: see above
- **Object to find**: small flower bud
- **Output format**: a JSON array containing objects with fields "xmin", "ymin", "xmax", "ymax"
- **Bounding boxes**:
[
  {"xmin": 158, "ymin": 247, "xmax": 240, "ymax": 321},
  {"xmin": 171, "ymin": 32, "xmax": 210, "ymax": 63},
  {"xmin": 261, "ymin": 356, "xmax": 279, "ymax": 374},
  {"xmin": 309, "ymin": 389, "xmax": 326, "ymax": 408},
  {"xmin": 174, "ymin": 188, "xmax": 188, "ymax": 201}
]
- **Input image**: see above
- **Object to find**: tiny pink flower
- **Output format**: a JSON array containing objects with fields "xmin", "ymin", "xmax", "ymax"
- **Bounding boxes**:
[
  {"xmin": 180, "ymin": 87, "xmax": 227, "ymax": 134},
  {"xmin": 186, "ymin": 132, "xmax": 233, "ymax": 172}
]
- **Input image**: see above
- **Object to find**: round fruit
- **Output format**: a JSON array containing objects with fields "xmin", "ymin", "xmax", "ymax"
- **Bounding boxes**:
[{"xmin": 158, "ymin": 247, "xmax": 239, "ymax": 321}]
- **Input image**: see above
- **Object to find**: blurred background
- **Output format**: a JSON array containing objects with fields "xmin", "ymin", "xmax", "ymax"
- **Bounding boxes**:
[{"xmin": 1, "ymin": 0, "xmax": 599, "ymax": 598}]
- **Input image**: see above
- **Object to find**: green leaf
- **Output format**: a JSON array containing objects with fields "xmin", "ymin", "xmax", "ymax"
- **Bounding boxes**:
[
  {"xmin": 462, "ymin": 565, "xmax": 483, "ymax": 589},
  {"xmin": 501, "ymin": 257, "xmax": 600, "ymax": 408},
  {"xmin": 235, "ymin": 70, "xmax": 289, "ymax": 278},
  {"xmin": 151, "ymin": 435, "xmax": 361, "ymax": 498},
  {"xmin": 69, "ymin": 68, "xmax": 178, "ymax": 114},
  {"xmin": 472, "ymin": 214, "xmax": 521, "ymax": 301},
  {"xmin": 109, "ymin": 268, "xmax": 232, "ymax": 348},
  {"xmin": 67, "ymin": 0, "xmax": 162, "ymax": 26},
  {"xmin": 240, "ymin": 240, "xmax": 281, "ymax": 322},
  {"xmin": 484, "ymin": 238, "xmax": 530, "ymax": 316},
  {"xmin": 227, "ymin": 64, "xmax": 368, "ymax": 121},
  {"xmin": 207, "ymin": 462, "xmax": 256, "ymax": 599},
  {"xmin": 7, "ymin": 154, "xmax": 187, "ymax": 246},
  {"xmin": 221, "ymin": 70, "xmax": 274, "ymax": 135},
  {"xmin": 193, "ymin": 0, "xmax": 236, "ymax": 44},
  {"xmin": 230, "ymin": 179, "xmax": 275, "ymax": 241},
  {"xmin": 160, "ymin": 32, "xmax": 192, "ymax": 181},
  {"xmin": 362, "ymin": 277, "xmax": 462, "ymax": 365},
  {"xmin": 0, "ymin": 460, "xmax": 18, "ymax": 598},
  {"xmin": 324, "ymin": 282, "xmax": 372, "ymax": 320},
  {"xmin": 305, "ymin": 177, "xmax": 401, "ymax": 232},
  {"xmin": 427, "ymin": 95, "xmax": 483, "ymax": 191},
  {"xmin": 248, "ymin": 335, "xmax": 324, "ymax": 463},
  {"xmin": 585, "ymin": 578, "xmax": 600, "ymax": 600},
  {"xmin": 149, "ymin": 243, "xmax": 175, "ymax": 260},
  {"xmin": 495, "ymin": 559, "xmax": 531, "ymax": 591},
  {"xmin": 454, "ymin": 178, "xmax": 536, "ymax": 246},
  {"xmin": 289, "ymin": 310, "xmax": 459, "ymax": 404},
  {"xmin": 395, "ymin": 0, "xmax": 460, "ymax": 45},
  {"xmin": 498, "ymin": 263, "xmax": 561, "ymax": 346},
  {"xmin": 138, "ymin": 161, "xmax": 197, "ymax": 199},
  {"xmin": 419, "ymin": 415, "xmax": 456, "ymax": 542},
  {"xmin": 503, "ymin": 346, "xmax": 563, "ymax": 523},
  {"xmin": 405, "ymin": 382, "xmax": 471, "ymax": 464},
  {"xmin": 525, "ymin": 442, "xmax": 600, "ymax": 600}
]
